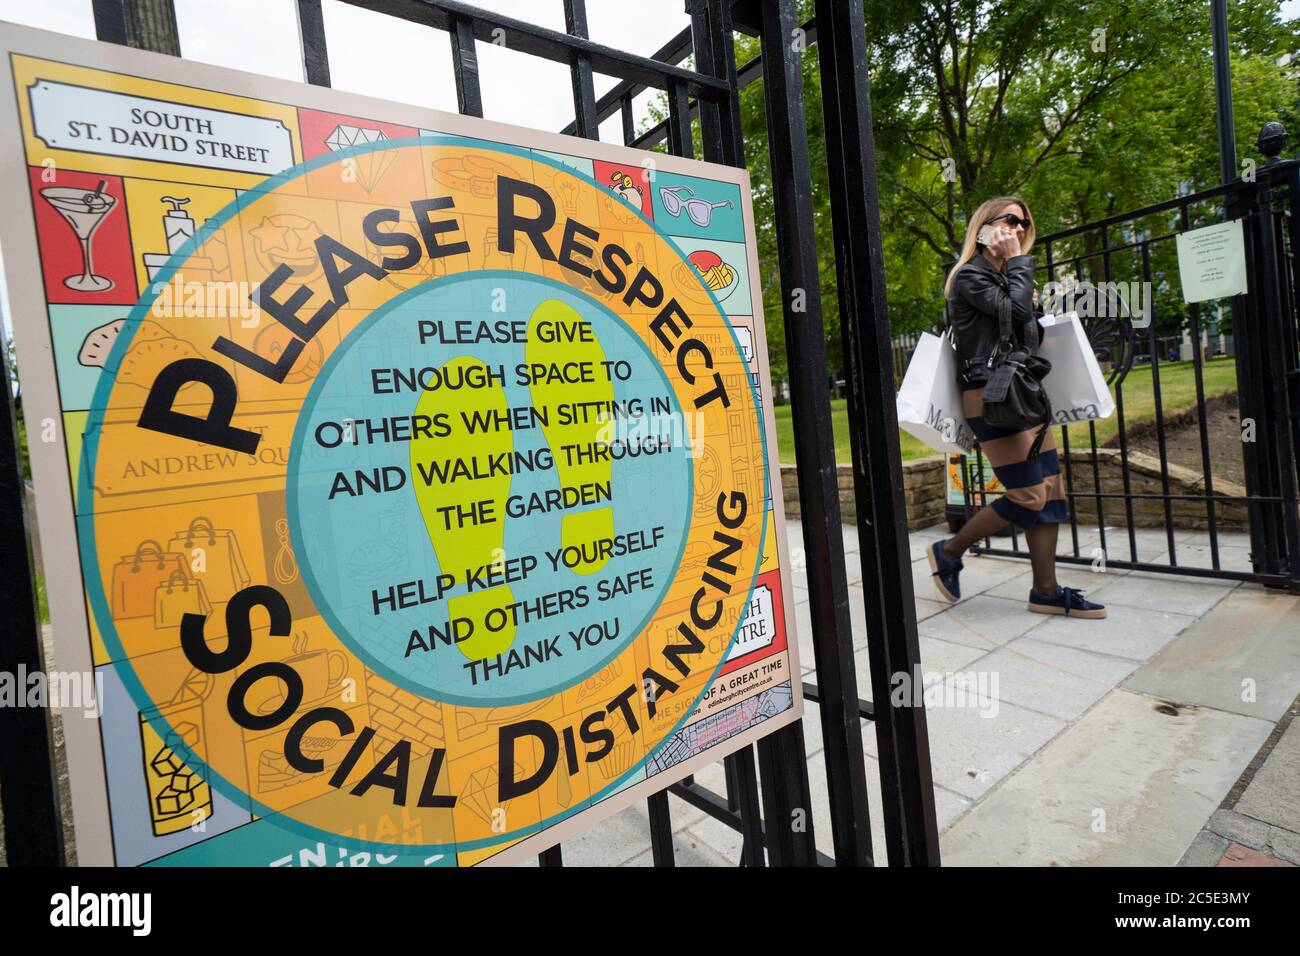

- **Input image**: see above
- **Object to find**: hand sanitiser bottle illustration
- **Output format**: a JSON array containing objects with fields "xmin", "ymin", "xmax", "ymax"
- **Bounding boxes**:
[{"xmin": 142, "ymin": 196, "xmax": 197, "ymax": 280}]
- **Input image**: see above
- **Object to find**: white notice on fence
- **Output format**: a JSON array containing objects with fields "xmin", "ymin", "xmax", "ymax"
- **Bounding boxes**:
[{"xmin": 1176, "ymin": 219, "xmax": 1247, "ymax": 303}]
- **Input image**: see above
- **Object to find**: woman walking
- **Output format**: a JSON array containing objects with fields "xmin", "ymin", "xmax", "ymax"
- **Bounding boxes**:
[{"xmin": 927, "ymin": 196, "xmax": 1106, "ymax": 619}]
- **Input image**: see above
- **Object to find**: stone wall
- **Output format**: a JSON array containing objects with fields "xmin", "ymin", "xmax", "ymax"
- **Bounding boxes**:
[
  {"xmin": 780, "ymin": 456, "xmax": 947, "ymax": 531},
  {"xmin": 780, "ymin": 448, "xmax": 1248, "ymax": 532},
  {"xmin": 1058, "ymin": 447, "xmax": 1248, "ymax": 531}
]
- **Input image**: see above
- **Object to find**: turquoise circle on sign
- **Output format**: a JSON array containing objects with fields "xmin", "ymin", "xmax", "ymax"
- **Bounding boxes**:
[{"xmin": 287, "ymin": 271, "xmax": 693, "ymax": 706}]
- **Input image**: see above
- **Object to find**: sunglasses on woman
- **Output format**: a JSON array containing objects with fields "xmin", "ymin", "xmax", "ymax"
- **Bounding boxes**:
[{"xmin": 987, "ymin": 213, "xmax": 1031, "ymax": 230}]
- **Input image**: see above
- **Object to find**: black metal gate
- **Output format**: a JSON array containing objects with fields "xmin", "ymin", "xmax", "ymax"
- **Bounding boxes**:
[
  {"xmin": 960, "ymin": 127, "xmax": 1300, "ymax": 593},
  {"xmin": 0, "ymin": 0, "xmax": 939, "ymax": 866}
]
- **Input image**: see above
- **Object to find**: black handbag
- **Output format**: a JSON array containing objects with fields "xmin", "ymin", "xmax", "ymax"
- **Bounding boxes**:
[{"xmin": 981, "ymin": 297, "xmax": 1053, "ymax": 457}]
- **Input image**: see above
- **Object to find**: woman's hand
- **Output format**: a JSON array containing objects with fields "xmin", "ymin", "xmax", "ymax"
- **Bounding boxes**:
[{"xmin": 988, "ymin": 225, "xmax": 1021, "ymax": 259}]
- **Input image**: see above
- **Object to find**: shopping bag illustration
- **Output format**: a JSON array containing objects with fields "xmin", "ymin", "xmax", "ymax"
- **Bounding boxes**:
[
  {"xmin": 167, "ymin": 516, "xmax": 251, "ymax": 604},
  {"xmin": 110, "ymin": 539, "xmax": 188, "ymax": 619},
  {"xmin": 153, "ymin": 570, "xmax": 212, "ymax": 629}
]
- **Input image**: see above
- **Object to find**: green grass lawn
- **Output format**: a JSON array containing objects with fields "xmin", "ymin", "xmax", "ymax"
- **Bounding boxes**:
[{"xmin": 773, "ymin": 357, "xmax": 1238, "ymax": 463}]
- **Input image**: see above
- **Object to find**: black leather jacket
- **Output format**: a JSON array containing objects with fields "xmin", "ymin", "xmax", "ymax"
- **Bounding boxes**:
[{"xmin": 946, "ymin": 253, "xmax": 1040, "ymax": 389}]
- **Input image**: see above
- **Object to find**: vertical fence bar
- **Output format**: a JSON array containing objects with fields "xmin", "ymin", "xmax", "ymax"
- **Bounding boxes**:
[
  {"xmin": 816, "ymin": 0, "xmax": 938, "ymax": 866},
  {"xmin": 1109, "ymin": 225, "xmax": 1139, "ymax": 562},
  {"xmin": 646, "ymin": 791, "xmax": 675, "ymax": 867},
  {"xmin": 1178, "ymin": 205, "xmax": 1221, "ymax": 567},
  {"xmin": 0, "ymin": 360, "xmax": 64, "ymax": 865},
  {"xmin": 691, "ymin": 0, "xmax": 788, "ymax": 867},
  {"xmin": 538, "ymin": 845, "xmax": 563, "ymax": 866},
  {"xmin": 620, "ymin": 95, "xmax": 635, "ymax": 147},
  {"xmin": 745, "ymin": 0, "xmax": 846, "ymax": 868},
  {"xmin": 1060, "ymin": 262, "xmax": 1083, "ymax": 554},
  {"xmin": 91, "ymin": 0, "xmax": 129, "ymax": 45},
  {"xmin": 690, "ymin": 0, "xmax": 743, "ymax": 166},
  {"xmin": 1086, "ymin": 227, "xmax": 1110, "ymax": 557},
  {"xmin": 666, "ymin": 79, "xmax": 693, "ymax": 159},
  {"xmin": 1254, "ymin": 166, "xmax": 1300, "ymax": 587},
  {"xmin": 296, "ymin": 0, "xmax": 331, "ymax": 86},
  {"xmin": 563, "ymin": 0, "xmax": 599, "ymax": 140},
  {"xmin": 1227, "ymin": 187, "xmax": 1281, "ymax": 574},
  {"xmin": 727, "ymin": 749, "xmax": 767, "ymax": 866},
  {"xmin": 100, "ymin": 0, "xmax": 180, "ymax": 54},
  {"xmin": 448, "ymin": 15, "xmax": 483, "ymax": 118},
  {"xmin": 1141, "ymin": 240, "xmax": 1179, "ymax": 561}
]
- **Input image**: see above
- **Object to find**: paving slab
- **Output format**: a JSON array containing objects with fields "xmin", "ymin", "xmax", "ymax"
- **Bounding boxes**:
[
  {"xmin": 976, "ymin": 636, "xmax": 1139, "ymax": 722},
  {"xmin": 984, "ymin": 564, "xmax": 1121, "ymax": 602},
  {"xmin": 1123, "ymin": 588, "xmax": 1300, "ymax": 720},
  {"xmin": 862, "ymin": 683, "xmax": 1067, "ymax": 801},
  {"xmin": 1217, "ymin": 843, "xmax": 1295, "ymax": 866},
  {"xmin": 940, "ymin": 689, "xmax": 1274, "ymax": 866},
  {"xmin": 1029, "ymin": 603, "xmax": 1196, "ymax": 661},
  {"xmin": 1204, "ymin": 808, "xmax": 1273, "ymax": 848},
  {"xmin": 914, "ymin": 597, "xmax": 949, "ymax": 622},
  {"xmin": 1196, "ymin": 808, "xmax": 1300, "ymax": 864},
  {"xmin": 1167, "ymin": 543, "xmax": 1256, "ymax": 575},
  {"xmin": 554, "ymin": 804, "xmax": 655, "ymax": 866},
  {"xmin": 917, "ymin": 635, "xmax": 990, "ymax": 681},
  {"xmin": 1180, "ymin": 830, "xmax": 1231, "ymax": 866},
  {"xmin": 915, "ymin": 594, "xmax": 1052, "ymax": 651},
  {"xmin": 1085, "ymin": 572, "xmax": 1236, "ymax": 617},
  {"xmin": 1236, "ymin": 720, "xmax": 1300, "ymax": 834}
]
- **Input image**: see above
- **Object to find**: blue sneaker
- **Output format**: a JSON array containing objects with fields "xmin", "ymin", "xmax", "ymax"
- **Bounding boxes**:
[
  {"xmin": 1028, "ymin": 586, "xmax": 1107, "ymax": 619},
  {"xmin": 928, "ymin": 540, "xmax": 963, "ymax": 603}
]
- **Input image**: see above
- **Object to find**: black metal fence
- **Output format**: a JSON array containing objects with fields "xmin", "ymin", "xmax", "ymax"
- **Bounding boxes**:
[
  {"xmin": 1, "ymin": 0, "xmax": 939, "ymax": 866},
  {"xmin": 961, "ymin": 132, "xmax": 1300, "ymax": 592}
]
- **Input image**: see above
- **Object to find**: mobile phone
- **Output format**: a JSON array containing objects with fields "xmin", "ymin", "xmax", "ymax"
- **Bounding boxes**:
[{"xmin": 977, "ymin": 224, "xmax": 997, "ymax": 246}]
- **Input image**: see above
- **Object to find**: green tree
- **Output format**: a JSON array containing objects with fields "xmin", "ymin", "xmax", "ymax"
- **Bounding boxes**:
[{"xmin": 646, "ymin": 0, "xmax": 1299, "ymax": 378}]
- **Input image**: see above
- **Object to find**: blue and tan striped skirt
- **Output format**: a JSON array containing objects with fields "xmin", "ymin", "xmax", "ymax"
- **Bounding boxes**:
[{"xmin": 962, "ymin": 385, "xmax": 1067, "ymax": 530}]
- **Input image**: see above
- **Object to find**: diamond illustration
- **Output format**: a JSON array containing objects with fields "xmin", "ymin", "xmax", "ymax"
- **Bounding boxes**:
[
  {"xmin": 459, "ymin": 763, "xmax": 527, "ymax": 825},
  {"xmin": 324, "ymin": 124, "xmax": 396, "ymax": 192}
]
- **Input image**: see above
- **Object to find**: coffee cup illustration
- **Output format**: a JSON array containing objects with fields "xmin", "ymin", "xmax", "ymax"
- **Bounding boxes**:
[{"xmin": 251, "ymin": 634, "xmax": 349, "ymax": 715}]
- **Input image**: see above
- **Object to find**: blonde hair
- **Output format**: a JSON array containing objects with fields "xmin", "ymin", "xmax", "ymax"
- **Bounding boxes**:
[{"xmin": 943, "ymin": 196, "xmax": 1037, "ymax": 298}]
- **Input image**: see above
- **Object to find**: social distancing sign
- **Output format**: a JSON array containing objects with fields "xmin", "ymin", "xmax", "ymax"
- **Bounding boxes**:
[{"xmin": 0, "ymin": 22, "xmax": 802, "ymax": 866}]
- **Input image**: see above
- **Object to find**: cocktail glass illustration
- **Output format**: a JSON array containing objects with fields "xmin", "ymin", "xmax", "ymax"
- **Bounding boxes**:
[{"xmin": 40, "ymin": 182, "xmax": 117, "ymax": 292}]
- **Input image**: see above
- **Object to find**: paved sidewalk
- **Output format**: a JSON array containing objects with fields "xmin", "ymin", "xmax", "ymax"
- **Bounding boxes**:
[
  {"xmin": 11, "ymin": 520, "xmax": 1296, "ymax": 867},
  {"xmin": 578, "ymin": 518, "xmax": 1295, "ymax": 865},
  {"xmin": 1179, "ymin": 694, "xmax": 1300, "ymax": 867},
  {"xmin": 510, "ymin": 518, "xmax": 1298, "ymax": 865}
]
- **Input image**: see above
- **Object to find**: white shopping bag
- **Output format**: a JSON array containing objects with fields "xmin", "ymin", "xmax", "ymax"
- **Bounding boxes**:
[
  {"xmin": 1036, "ymin": 311, "xmax": 1116, "ymax": 423},
  {"xmin": 896, "ymin": 331, "xmax": 975, "ymax": 455}
]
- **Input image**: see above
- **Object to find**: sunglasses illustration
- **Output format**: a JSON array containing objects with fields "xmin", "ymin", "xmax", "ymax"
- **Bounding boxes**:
[{"xmin": 659, "ymin": 186, "xmax": 733, "ymax": 227}]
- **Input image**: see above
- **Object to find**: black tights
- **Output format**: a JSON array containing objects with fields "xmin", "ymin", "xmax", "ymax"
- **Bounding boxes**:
[{"xmin": 941, "ymin": 506, "xmax": 1060, "ymax": 594}]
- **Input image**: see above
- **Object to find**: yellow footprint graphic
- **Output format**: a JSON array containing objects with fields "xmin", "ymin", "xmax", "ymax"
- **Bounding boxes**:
[
  {"xmin": 526, "ymin": 299, "xmax": 615, "ymax": 575},
  {"xmin": 410, "ymin": 355, "xmax": 515, "ymax": 660}
]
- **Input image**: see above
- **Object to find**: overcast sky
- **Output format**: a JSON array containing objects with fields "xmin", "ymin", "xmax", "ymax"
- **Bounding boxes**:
[{"xmin": 0, "ymin": 0, "xmax": 694, "ymax": 138}]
